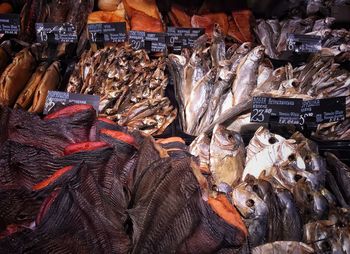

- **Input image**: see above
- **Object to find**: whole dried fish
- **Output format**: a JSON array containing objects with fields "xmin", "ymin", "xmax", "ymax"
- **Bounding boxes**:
[
  {"xmin": 0, "ymin": 48, "xmax": 36, "ymax": 107},
  {"xmin": 15, "ymin": 62, "xmax": 50, "ymax": 110},
  {"xmin": 232, "ymin": 45, "xmax": 265, "ymax": 106},
  {"xmin": 29, "ymin": 61, "xmax": 61, "ymax": 113},
  {"xmin": 209, "ymin": 124, "xmax": 245, "ymax": 187}
]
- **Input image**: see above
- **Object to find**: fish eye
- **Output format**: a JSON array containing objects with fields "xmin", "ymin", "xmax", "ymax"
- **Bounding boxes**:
[
  {"xmin": 288, "ymin": 154, "xmax": 296, "ymax": 161},
  {"xmin": 294, "ymin": 174, "xmax": 302, "ymax": 182},
  {"xmin": 246, "ymin": 199, "xmax": 255, "ymax": 207},
  {"xmin": 304, "ymin": 155, "xmax": 311, "ymax": 162},
  {"xmin": 227, "ymin": 133, "xmax": 233, "ymax": 139},
  {"xmin": 307, "ymin": 194, "xmax": 313, "ymax": 202},
  {"xmin": 268, "ymin": 137, "xmax": 277, "ymax": 144},
  {"xmin": 320, "ymin": 241, "xmax": 331, "ymax": 251}
]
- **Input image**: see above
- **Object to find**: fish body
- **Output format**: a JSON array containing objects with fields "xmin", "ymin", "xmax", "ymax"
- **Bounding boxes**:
[
  {"xmin": 185, "ymin": 69, "xmax": 217, "ymax": 134},
  {"xmin": 243, "ymin": 139, "xmax": 305, "ymax": 179},
  {"xmin": 246, "ymin": 127, "xmax": 286, "ymax": 163},
  {"xmin": 29, "ymin": 61, "xmax": 61, "ymax": 113},
  {"xmin": 189, "ymin": 133, "xmax": 211, "ymax": 173},
  {"xmin": 232, "ymin": 45, "xmax": 265, "ymax": 106},
  {"xmin": 14, "ymin": 62, "xmax": 50, "ymax": 110},
  {"xmin": 232, "ymin": 182, "xmax": 269, "ymax": 247},
  {"xmin": 210, "ymin": 124, "xmax": 245, "ymax": 187},
  {"xmin": 0, "ymin": 48, "xmax": 36, "ymax": 107}
]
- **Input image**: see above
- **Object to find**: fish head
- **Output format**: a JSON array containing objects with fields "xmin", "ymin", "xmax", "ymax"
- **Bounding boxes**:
[
  {"xmin": 250, "ymin": 45, "xmax": 265, "ymax": 61},
  {"xmin": 232, "ymin": 183, "xmax": 268, "ymax": 218},
  {"xmin": 236, "ymin": 42, "xmax": 252, "ymax": 55},
  {"xmin": 280, "ymin": 140, "xmax": 306, "ymax": 170},
  {"xmin": 167, "ymin": 54, "xmax": 187, "ymax": 68},
  {"xmin": 211, "ymin": 124, "xmax": 244, "ymax": 152},
  {"xmin": 272, "ymin": 66, "xmax": 286, "ymax": 80}
]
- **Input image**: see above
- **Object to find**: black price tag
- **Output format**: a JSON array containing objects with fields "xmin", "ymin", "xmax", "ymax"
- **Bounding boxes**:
[
  {"xmin": 300, "ymin": 97, "xmax": 346, "ymax": 125},
  {"xmin": 287, "ymin": 34, "xmax": 321, "ymax": 53},
  {"xmin": 251, "ymin": 97, "xmax": 302, "ymax": 125},
  {"xmin": 88, "ymin": 22, "xmax": 126, "ymax": 43},
  {"xmin": 167, "ymin": 27, "xmax": 204, "ymax": 53},
  {"xmin": 128, "ymin": 30, "xmax": 145, "ymax": 50},
  {"xmin": 0, "ymin": 14, "xmax": 20, "ymax": 34},
  {"xmin": 35, "ymin": 23, "xmax": 78, "ymax": 43},
  {"xmin": 44, "ymin": 91, "xmax": 100, "ymax": 115},
  {"xmin": 145, "ymin": 32, "xmax": 166, "ymax": 53}
]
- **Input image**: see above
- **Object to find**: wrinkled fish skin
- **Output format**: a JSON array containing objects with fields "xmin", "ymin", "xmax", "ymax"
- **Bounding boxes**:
[
  {"xmin": 189, "ymin": 133, "xmax": 211, "ymax": 173},
  {"xmin": 232, "ymin": 45, "xmax": 265, "ymax": 106},
  {"xmin": 14, "ymin": 62, "xmax": 50, "ymax": 110},
  {"xmin": 28, "ymin": 61, "xmax": 61, "ymax": 113},
  {"xmin": 0, "ymin": 48, "xmax": 37, "ymax": 107},
  {"xmin": 210, "ymin": 124, "xmax": 245, "ymax": 187}
]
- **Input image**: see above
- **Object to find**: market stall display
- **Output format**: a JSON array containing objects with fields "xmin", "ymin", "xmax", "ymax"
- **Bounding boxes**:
[{"xmin": 0, "ymin": 0, "xmax": 349, "ymax": 253}]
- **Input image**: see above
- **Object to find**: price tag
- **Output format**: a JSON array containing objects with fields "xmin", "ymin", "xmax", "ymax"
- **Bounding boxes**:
[
  {"xmin": 128, "ymin": 30, "xmax": 145, "ymax": 50},
  {"xmin": 145, "ymin": 32, "xmax": 166, "ymax": 53},
  {"xmin": 44, "ymin": 91, "xmax": 100, "ymax": 115},
  {"xmin": 300, "ymin": 97, "xmax": 346, "ymax": 125},
  {"xmin": 88, "ymin": 22, "xmax": 126, "ymax": 43},
  {"xmin": 0, "ymin": 14, "xmax": 20, "ymax": 34},
  {"xmin": 287, "ymin": 34, "xmax": 321, "ymax": 53},
  {"xmin": 250, "ymin": 97, "xmax": 302, "ymax": 125},
  {"xmin": 167, "ymin": 27, "xmax": 204, "ymax": 53},
  {"xmin": 35, "ymin": 23, "xmax": 78, "ymax": 43}
]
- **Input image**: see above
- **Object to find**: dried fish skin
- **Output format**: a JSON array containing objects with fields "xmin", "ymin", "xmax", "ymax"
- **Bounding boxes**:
[
  {"xmin": 0, "ymin": 48, "xmax": 37, "ymax": 107},
  {"xmin": 189, "ymin": 133, "xmax": 211, "ymax": 174},
  {"xmin": 14, "ymin": 62, "xmax": 50, "ymax": 110},
  {"xmin": 28, "ymin": 61, "xmax": 61, "ymax": 113}
]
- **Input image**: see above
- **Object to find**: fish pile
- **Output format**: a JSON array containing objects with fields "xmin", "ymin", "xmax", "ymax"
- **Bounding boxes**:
[
  {"xmin": 20, "ymin": 0, "xmax": 93, "ymax": 55},
  {"xmin": 250, "ymin": 54, "xmax": 350, "ymax": 140},
  {"xmin": 0, "ymin": 104, "xmax": 248, "ymax": 253},
  {"xmin": 190, "ymin": 125, "xmax": 350, "ymax": 253},
  {"xmin": 0, "ymin": 42, "xmax": 61, "ymax": 113},
  {"xmin": 67, "ymin": 45, "xmax": 177, "ymax": 135},
  {"xmin": 168, "ymin": 24, "xmax": 265, "ymax": 135},
  {"xmin": 255, "ymin": 16, "xmax": 350, "ymax": 59}
]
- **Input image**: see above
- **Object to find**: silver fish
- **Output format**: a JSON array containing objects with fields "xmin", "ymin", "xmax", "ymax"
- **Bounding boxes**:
[
  {"xmin": 246, "ymin": 127, "xmax": 286, "ymax": 163},
  {"xmin": 232, "ymin": 45, "xmax": 265, "ymax": 106}
]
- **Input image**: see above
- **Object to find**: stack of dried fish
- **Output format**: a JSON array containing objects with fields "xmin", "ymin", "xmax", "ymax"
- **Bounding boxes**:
[
  {"xmin": 190, "ymin": 125, "xmax": 350, "ymax": 253},
  {"xmin": 0, "ymin": 104, "xmax": 248, "ymax": 253},
  {"xmin": 0, "ymin": 43, "xmax": 61, "ymax": 113},
  {"xmin": 168, "ymin": 24, "xmax": 265, "ymax": 135},
  {"xmin": 255, "ymin": 16, "xmax": 350, "ymax": 59},
  {"xmin": 250, "ymin": 54, "xmax": 350, "ymax": 140},
  {"xmin": 67, "ymin": 45, "xmax": 177, "ymax": 135},
  {"xmin": 19, "ymin": 0, "xmax": 93, "ymax": 56}
]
